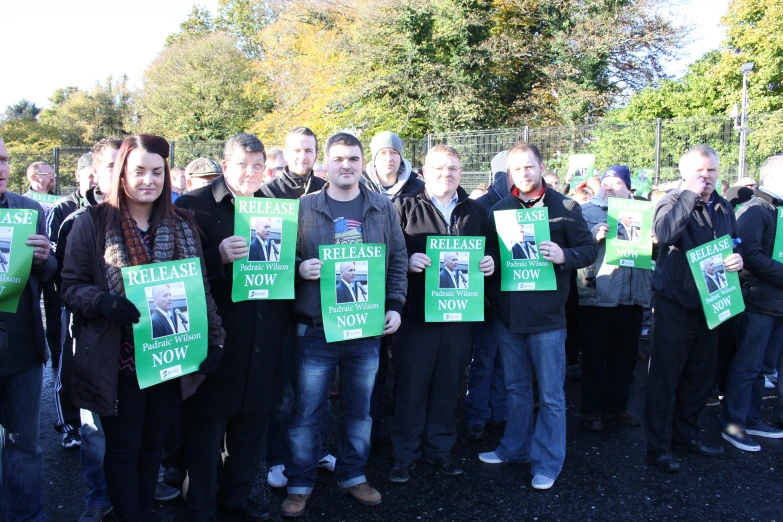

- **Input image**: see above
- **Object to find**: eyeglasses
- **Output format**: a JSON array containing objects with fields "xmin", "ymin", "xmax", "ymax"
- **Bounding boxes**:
[{"xmin": 233, "ymin": 162, "xmax": 265, "ymax": 173}]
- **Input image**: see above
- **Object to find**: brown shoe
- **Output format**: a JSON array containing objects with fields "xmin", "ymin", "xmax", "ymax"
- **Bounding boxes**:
[
  {"xmin": 342, "ymin": 482, "xmax": 382, "ymax": 506},
  {"xmin": 605, "ymin": 410, "xmax": 642, "ymax": 426},
  {"xmin": 281, "ymin": 494, "xmax": 309, "ymax": 518},
  {"xmin": 582, "ymin": 414, "xmax": 603, "ymax": 431}
]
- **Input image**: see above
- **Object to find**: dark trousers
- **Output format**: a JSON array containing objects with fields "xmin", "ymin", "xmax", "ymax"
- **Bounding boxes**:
[
  {"xmin": 161, "ymin": 411, "xmax": 184, "ymax": 475},
  {"xmin": 53, "ymin": 325, "xmax": 80, "ymax": 433},
  {"xmin": 42, "ymin": 279, "xmax": 62, "ymax": 362},
  {"xmin": 390, "ymin": 320, "xmax": 474, "ymax": 462},
  {"xmin": 183, "ymin": 412, "xmax": 268, "ymax": 521},
  {"xmin": 644, "ymin": 297, "xmax": 718, "ymax": 451},
  {"xmin": 370, "ymin": 335, "xmax": 392, "ymax": 440},
  {"xmin": 579, "ymin": 305, "xmax": 643, "ymax": 415},
  {"xmin": 565, "ymin": 271, "xmax": 580, "ymax": 367},
  {"xmin": 715, "ymin": 316, "xmax": 738, "ymax": 393},
  {"xmin": 99, "ymin": 375, "xmax": 179, "ymax": 522}
]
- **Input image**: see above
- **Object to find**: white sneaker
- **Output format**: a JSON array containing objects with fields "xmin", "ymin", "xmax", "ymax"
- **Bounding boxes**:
[
  {"xmin": 532, "ymin": 474, "xmax": 555, "ymax": 490},
  {"xmin": 765, "ymin": 376, "xmax": 775, "ymax": 389},
  {"xmin": 766, "ymin": 371, "xmax": 778, "ymax": 384},
  {"xmin": 478, "ymin": 451, "xmax": 504, "ymax": 464},
  {"xmin": 267, "ymin": 464, "xmax": 287, "ymax": 488},
  {"xmin": 318, "ymin": 453, "xmax": 336, "ymax": 472}
]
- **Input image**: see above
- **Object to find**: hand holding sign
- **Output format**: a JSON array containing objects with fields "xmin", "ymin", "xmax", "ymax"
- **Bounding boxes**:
[
  {"xmin": 299, "ymin": 258, "xmax": 323, "ymax": 280},
  {"xmin": 408, "ymin": 253, "xmax": 431, "ymax": 273},
  {"xmin": 723, "ymin": 253, "xmax": 743, "ymax": 272},
  {"xmin": 539, "ymin": 241, "xmax": 565, "ymax": 264},
  {"xmin": 219, "ymin": 235, "xmax": 249, "ymax": 264},
  {"xmin": 479, "ymin": 255, "xmax": 494, "ymax": 276},
  {"xmin": 384, "ymin": 310, "xmax": 401, "ymax": 335},
  {"xmin": 592, "ymin": 223, "xmax": 608, "ymax": 242},
  {"xmin": 26, "ymin": 234, "xmax": 50, "ymax": 266}
]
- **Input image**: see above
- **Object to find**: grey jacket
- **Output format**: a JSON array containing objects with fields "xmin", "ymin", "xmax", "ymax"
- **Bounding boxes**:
[
  {"xmin": 576, "ymin": 196, "xmax": 651, "ymax": 308},
  {"xmin": 294, "ymin": 183, "xmax": 408, "ymax": 320},
  {"xmin": 2, "ymin": 191, "xmax": 58, "ymax": 363}
]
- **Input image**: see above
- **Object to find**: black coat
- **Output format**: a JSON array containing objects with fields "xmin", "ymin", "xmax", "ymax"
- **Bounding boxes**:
[
  {"xmin": 652, "ymin": 189, "xmax": 736, "ymax": 312},
  {"xmin": 736, "ymin": 190, "xmax": 783, "ymax": 317},
  {"xmin": 175, "ymin": 176, "xmax": 292, "ymax": 417},
  {"xmin": 489, "ymin": 188, "xmax": 597, "ymax": 334},
  {"xmin": 335, "ymin": 280, "xmax": 358, "ymax": 303},
  {"xmin": 248, "ymin": 237, "xmax": 273, "ymax": 262},
  {"xmin": 151, "ymin": 309, "xmax": 175, "ymax": 338},
  {"xmin": 394, "ymin": 185, "xmax": 498, "ymax": 323},
  {"xmin": 259, "ymin": 169, "xmax": 325, "ymax": 200}
]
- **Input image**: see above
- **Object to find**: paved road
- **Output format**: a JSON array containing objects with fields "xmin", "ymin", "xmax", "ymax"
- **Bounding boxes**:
[{"xmin": 40, "ymin": 342, "xmax": 783, "ymax": 521}]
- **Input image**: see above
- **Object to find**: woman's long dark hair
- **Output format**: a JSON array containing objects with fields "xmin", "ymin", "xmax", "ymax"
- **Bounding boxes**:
[{"xmin": 102, "ymin": 135, "xmax": 195, "ymax": 236}]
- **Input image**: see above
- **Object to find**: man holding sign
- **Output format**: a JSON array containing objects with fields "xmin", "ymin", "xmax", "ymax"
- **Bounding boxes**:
[
  {"xmin": 390, "ymin": 145, "xmax": 496, "ymax": 483},
  {"xmin": 0, "ymin": 137, "xmax": 57, "ymax": 521},
  {"xmin": 645, "ymin": 145, "xmax": 743, "ymax": 472},
  {"xmin": 721, "ymin": 155, "xmax": 783, "ymax": 451},
  {"xmin": 480, "ymin": 142, "xmax": 595, "ymax": 491},
  {"xmin": 282, "ymin": 133, "xmax": 407, "ymax": 517}
]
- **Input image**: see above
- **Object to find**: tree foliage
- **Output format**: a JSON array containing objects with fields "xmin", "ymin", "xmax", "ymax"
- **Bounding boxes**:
[
  {"xmin": 2, "ymin": 99, "xmax": 42, "ymax": 122},
  {"xmin": 134, "ymin": 32, "xmax": 264, "ymax": 141}
]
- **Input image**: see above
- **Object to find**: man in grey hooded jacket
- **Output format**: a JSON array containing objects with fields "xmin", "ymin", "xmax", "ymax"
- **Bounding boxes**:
[{"xmin": 362, "ymin": 131, "xmax": 423, "ymax": 201}]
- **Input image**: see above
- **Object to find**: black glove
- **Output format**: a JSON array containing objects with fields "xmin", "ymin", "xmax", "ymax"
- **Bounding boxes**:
[
  {"xmin": 198, "ymin": 345, "xmax": 223, "ymax": 375},
  {"xmin": 97, "ymin": 293, "xmax": 140, "ymax": 326}
]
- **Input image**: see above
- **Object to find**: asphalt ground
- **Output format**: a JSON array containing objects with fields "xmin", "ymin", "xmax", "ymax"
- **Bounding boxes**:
[{"xmin": 39, "ymin": 340, "xmax": 783, "ymax": 522}]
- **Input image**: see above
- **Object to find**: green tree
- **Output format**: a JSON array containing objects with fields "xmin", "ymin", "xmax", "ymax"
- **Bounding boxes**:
[
  {"xmin": 134, "ymin": 32, "xmax": 263, "ymax": 140},
  {"xmin": 2, "ymin": 99, "xmax": 42, "ymax": 122}
]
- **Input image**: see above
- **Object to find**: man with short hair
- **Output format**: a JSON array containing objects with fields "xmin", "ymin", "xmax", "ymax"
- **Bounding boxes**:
[
  {"xmin": 280, "ymin": 132, "xmax": 407, "ymax": 517},
  {"xmin": 151, "ymin": 286, "xmax": 177, "ymax": 338},
  {"xmin": 511, "ymin": 225, "xmax": 539, "ymax": 260},
  {"xmin": 439, "ymin": 253, "xmax": 461, "ymax": 288},
  {"xmin": 617, "ymin": 212, "xmax": 640, "ymax": 242},
  {"xmin": 389, "ymin": 145, "xmax": 496, "ymax": 483},
  {"xmin": 185, "ymin": 158, "xmax": 223, "ymax": 192},
  {"xmin": 721, "ymin": 155, "xmax": 783, "ymax": 451},
  {"xmin": 260, "ymin": 127, "xmax": 325, "ymax": 199},
  {"xmin": 25, "ymin": 161, "xmax": 56, "ymax": 197},
  {"xmin": 644, "ymin": 145, "xmax": 743, "ymax": 472},
  {"xmin": 171, "ymin": 166, "xmax": 187, "ymax": 202},
  {"xmin": 576, "ymin": 165, "xmax": 650, "ymax": 432},
  {"xmin": 703, "ymin": 260, "xmax": 727, "ymax": 293},
  {"xmin": 479, "ymin": 142, "xmax": 596, "ymax": 491},
  {"xmin": 263, "ymin": 147, "xmax": 287, "ymax": 183},
  {"xmin": 176, "ymin": 133, "xmax": 291, "ymax": 521},
  {"xmin": 248, "ymin": 218, "xmax": 275, "ymax": 262},
  {"xmin": 335, "ymin": 263, "xmax": 359, "ymax": 303},
  {"xmin": 363, "ymin": 131, "xmax": 423, "ymax": 200},
  {"xmin": 543, "ymin": 172, "xmax": 560, "ymax": 193},
  {"xmin": 0, "ymin": 137, "xmax": 58, "ymax": 521}
]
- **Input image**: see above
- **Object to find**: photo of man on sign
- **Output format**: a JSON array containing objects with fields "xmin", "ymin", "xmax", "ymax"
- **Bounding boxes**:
[
  {"xmin": 335, "ymin": 261, "xmax": 369, "ymax": 303},
  {"xmin": 439, "ymin": 252, "xmax": 470, "ymax": 289},
  {"xmin": 0, "ymin": 227, "xmax": 13, "ymax": 273},
  {"xmin": 248, "ymin": 216, "xmax": 282, "ymax": 262},
  {"xmin": 616, "ymin": 211, "xmax": 641, "ymax": 242},
  {"xmin": 512, "ymin": 224, "xmax": 538, "ymax": 260},
  {"xmin": 147, "ymin": 282, "xmax": 190, "ymax": 339},
  {"xmin": 701, "ymin": 255, "xmax": 728, "ymax": 295}
]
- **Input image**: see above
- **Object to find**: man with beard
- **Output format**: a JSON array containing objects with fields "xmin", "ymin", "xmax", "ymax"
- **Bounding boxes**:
[{"xmin": 260, "ymin": 127, "xmax": 324, "ymax": 199}]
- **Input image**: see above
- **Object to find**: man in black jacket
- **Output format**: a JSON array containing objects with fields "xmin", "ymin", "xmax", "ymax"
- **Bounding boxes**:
[
  {"xmin": 259, "ymin": 127, "xmax": 325, "ymax": 199},
  {"xmin": 176, "ymin": 133, "xmax": 290, "ymax": 521},
  {"xmin": 721, "ymin": 155, "xmax": 783, "ymax": 451},
  {"xmin": 644, "ymin": 145, "xmax": 743, "ymax": 472},
  {"xmin": 389, "ymin": 145, "xmax": 496, "ymax": 483},
  {"xmin": 478, "ymin": 142, "xmax": 596, "ymax": 491}
]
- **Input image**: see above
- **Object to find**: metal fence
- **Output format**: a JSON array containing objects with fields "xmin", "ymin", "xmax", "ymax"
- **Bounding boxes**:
[{"xmin": 426, "ymin": 111, "xmax": 783, "ymax": 190}]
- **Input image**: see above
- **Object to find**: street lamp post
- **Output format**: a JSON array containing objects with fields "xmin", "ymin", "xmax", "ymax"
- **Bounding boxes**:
[{"xmin": 734, "ymin": 62, "xmax": 755, "ymax": 181}]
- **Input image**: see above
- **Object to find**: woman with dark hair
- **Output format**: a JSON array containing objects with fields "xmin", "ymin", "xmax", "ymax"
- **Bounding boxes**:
[{"xmin": 61, "ymin": 135, "xmax": 226, "ymax": 521}]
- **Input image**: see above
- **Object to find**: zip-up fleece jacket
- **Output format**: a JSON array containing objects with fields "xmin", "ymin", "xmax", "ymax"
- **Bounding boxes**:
[
  {"xmin": 489, "ymin": 188, "xmax": 597, "ymax": 334},
  {"xmin": 735, "ymin": 189, "xmax": 783, "ymax": 318},
  {"xmin": 294, "ymin": 183, "xmax": 408, "ymax": 320},
  {"xmin": 393, "ymin": 185, "xmax": 499, "ymax": 322},
  {"xmin": 259, "ymin": 168, "xmax": 325, "ymax": 199},
  {"xmin": 652, "ymin": 189, "xmax": 736, "ymax": 311}
]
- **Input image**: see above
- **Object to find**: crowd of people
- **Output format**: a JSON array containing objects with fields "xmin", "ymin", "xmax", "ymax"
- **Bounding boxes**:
[{"xmin": 0, "ymin": 127, "xmax": 782, "ymax": 522}]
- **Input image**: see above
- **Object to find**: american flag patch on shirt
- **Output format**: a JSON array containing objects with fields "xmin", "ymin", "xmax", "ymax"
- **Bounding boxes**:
[{"xmin": 334, "ymin": 217, "xmax": 363, "ymax": 244}]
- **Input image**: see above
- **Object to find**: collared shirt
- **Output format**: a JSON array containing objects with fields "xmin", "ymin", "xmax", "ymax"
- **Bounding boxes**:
[
  {"xmin": 341, "ymin": 279, "xmax": 358, "ymax": 301},
  {"xmin": 444, "ymin": 267, "xmax": 459, "ymax": 288},
  {"xmin": 706, "ymin": 272, "xmax": 725, "ymax": 290},
  {"xmin": 157, "ymin": 306, "xmax": 178, "ymax": 333},
  {"xmin": 428, "ymin": 189, "xmax": 459, "ymax": 225}
]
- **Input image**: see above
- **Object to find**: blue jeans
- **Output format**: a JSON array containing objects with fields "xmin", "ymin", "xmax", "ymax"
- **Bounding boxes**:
[
  {"xmin": 80, "ymin": 409, "xmax": 111, "ymax": 508},
  {"xmin": 465, "ymin": 314, "xmax": 507, "ymax": 426},
  {"xmin": 287, "ymin": 325, "xmax": 379, "ymax": 495},
  {"xmin": 722, "ymin": 312, "xmax": 783, "ymax": 428},
  {"xmin": 0, "ymin": 365, "xmax": 46, "ymax": 521},
  {"xmin": 494, "ymin": 322, "xmax": 566, "ymax": 481}
]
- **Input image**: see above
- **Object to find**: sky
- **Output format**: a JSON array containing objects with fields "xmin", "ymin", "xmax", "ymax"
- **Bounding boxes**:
[{"xmin": 1, "ymin": 0, "xmax": 728, "ymax": 111}]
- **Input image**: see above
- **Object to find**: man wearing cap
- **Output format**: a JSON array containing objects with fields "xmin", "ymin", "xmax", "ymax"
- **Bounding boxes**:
[
  {"xmin": 575, "ymin": 165, "xmax": 650, "ymax": 432},
  {"xmin": 47, "ymin": 152, "xmax": 97, "ymax": 449},
  {"xmin": 260, "ymin": 127, "xmax": 325, "ymax": 199},
  {"xmin": 363, "ymin": 131, "xmax": 423, "ymax": 201},
  {"xmin": 185, "ymin": 158, "xmax": 223, "ymax": 192},
  {"xmin": 262, "ymin": 148, "xmax": 287, "ymax": 184},
  {"xmin": 644, "ymin": 145, "xmax": 743, "ymax": 472}
]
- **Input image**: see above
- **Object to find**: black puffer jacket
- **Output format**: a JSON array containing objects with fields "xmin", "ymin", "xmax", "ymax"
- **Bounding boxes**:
[
  {"xmin": 259, "ymin": 168, "xmax": 325, "ymax": 199},
  {"xmin": 735, "ymin": 189, "xmax": 783, "ymax": 317},
  {"xmin": 652, "ymin": 189, "xmax": 736, "ymax": 312}
]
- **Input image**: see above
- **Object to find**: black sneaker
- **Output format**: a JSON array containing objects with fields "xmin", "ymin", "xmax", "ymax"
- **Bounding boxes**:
[
  {"xmin": 388, "ymin": 460, "xmax": 416, "ymax": 483},
  {"xmin": 154, "ymin": 481, "xmax": 180, "ymax": 501},
  {"xmin": 61, "ymin": 430, "xmax": 81, "ymax": 449},
  {"xmin": 466, "ymin": 424, "xmax": 486, "ymax": 441},
  {"xmin": 722, "ymin": 427, "xmax": 760, "ymax": 452}
]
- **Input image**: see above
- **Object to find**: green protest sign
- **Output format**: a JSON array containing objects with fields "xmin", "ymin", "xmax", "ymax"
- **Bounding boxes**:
[
  {"xmin": 605, "ymin": 197, "xmax": 654, "ymax": 269},
  {"xmin": 319, "ymin": 244, "xmax": 386, "ymax": 343},
  {"xmin": 0, "ymin": 209, "xmax": 37, "ymax": 313},
  {"xmin": 686, "ymin": 235, "xmax": 745, "ymax": 329},
  {"xmin": 773, "ymin": 207, "xmax": 783, "ymax": 263},
  {"xmin": 568, "ymin": 154, "xmax": 595, "ymax": 184},
  {"xmin": 424, "ymin": 236, "xmax": 485, "ymax": 322},
  {"xmin": 26, "ymin": 192, "xmax": 63, "ymax": 211},
  {"xmin": 121, "ymin": 258, "xmax": 209, "ymax": 389},
  {"xmin": 495, "ymin": 208, "xmax": 557, "ymax": 291},
  {"xmin": 632, "ymin": 169, "xmax": 653, "ymax": 198},
  {"xmin": 232, "ymin": 197, "xmax": 299, "ymax": 301}
]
